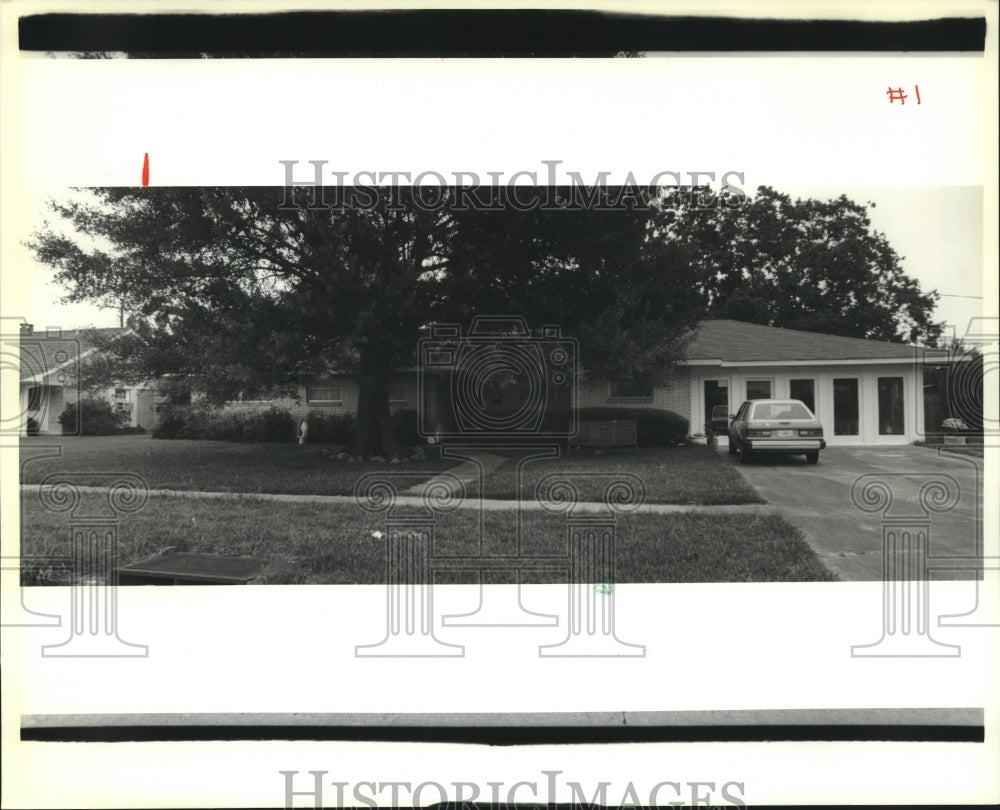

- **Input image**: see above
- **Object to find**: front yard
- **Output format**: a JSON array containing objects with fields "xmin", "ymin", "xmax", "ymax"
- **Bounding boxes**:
[
  {"xmin": 20, "ymin": 435, "xmax": 761, "ymax": 505},
  {"xmin": 20, "ymin": 491, "xmax": 834, "ymax": 584},
  {"xmin": 18, "ymin": 435, "xmax": 833, "ymax": 583}
]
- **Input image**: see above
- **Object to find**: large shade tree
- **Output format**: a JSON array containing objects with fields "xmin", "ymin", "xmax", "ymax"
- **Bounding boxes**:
[
  {"xmin": 31, "ymin": 186, "xmax": 706, "ymax": 457},
  {"xmin": 660, "ymin": 186, "xmax": 943, "ymax": 345}
]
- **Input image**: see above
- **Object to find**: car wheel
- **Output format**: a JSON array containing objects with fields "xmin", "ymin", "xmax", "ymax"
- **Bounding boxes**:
[
  {"xmin": 805, "ymin": 451, "xmax": 819, "ymax": 464},
  {"xmin": 727, "ymin": 436, "xmax": 736, "ymax": 455},
  {"xmin": 738, "ymin": 440, "xmax": 753, "ymax": 463}
]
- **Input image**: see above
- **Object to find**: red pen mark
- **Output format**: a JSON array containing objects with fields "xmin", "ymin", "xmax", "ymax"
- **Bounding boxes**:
[
  {"xmin": 915, "ymin": 84, "xmax": 921, "ymax": 104},
  {"xmin": 142, "ymin": 153, "xmax": 150, "ymax": 186}
]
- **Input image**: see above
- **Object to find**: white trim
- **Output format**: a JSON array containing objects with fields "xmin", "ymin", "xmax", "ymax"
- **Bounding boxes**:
[{"xmin": 683, "ymin": 357, "xmax": 928, "ymax": 368}]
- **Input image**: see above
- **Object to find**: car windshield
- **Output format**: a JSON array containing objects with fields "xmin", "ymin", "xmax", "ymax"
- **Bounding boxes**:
[{"xmin": 750, "ymin": 402, "xmax": 813, "ymax": 420}]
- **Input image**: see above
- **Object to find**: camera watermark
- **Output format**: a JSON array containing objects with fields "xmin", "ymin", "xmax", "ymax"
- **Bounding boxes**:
[
  {"xmin": 279, "ymin": 769, "xmax": 747, "ymax": 809},
  {"xmin": 355, "ymin": 316, "xmax": 648, "ymax": 658},
  {"xmin": 418, "ymin": 316, "xmax": 577, "ymax": 442}
]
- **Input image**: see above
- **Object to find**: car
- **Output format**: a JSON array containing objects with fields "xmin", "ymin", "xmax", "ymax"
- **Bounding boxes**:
[
  {"xmin": 727, "ymin": 398, "xmax": 826, "ymax": 464},
  {"xmin": 706, "ymin": 404, "xmax": 731, "ymax": 437}
]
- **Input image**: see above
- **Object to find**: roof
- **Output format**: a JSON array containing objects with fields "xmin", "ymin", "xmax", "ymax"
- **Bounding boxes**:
[
  {"xmin": 685, "ymin": 319, "xmax": 929, "ymax": 364},
  {"xmin": 18, "ymin": 327, "xmax": 128, "ymax": 383}
]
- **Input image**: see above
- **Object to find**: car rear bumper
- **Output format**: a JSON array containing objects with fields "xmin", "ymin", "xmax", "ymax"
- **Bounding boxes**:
[{"xmin": 746, "ymin": 439, "xmax": 824, "ymax": 452}]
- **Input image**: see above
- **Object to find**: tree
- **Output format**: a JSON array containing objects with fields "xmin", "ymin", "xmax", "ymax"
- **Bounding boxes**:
[
  {"xmin": 31, "ymin": 186, "xmax": 705, "ymax": 457},
  {"xmin": 658, "ymin": 186, "xmax": 943, "ymax": 345}
]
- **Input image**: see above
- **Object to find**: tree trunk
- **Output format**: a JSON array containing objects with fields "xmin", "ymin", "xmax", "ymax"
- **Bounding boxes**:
[{"xmin": 349, "ymin": 347, "xmax": 400, "ymax": 459}]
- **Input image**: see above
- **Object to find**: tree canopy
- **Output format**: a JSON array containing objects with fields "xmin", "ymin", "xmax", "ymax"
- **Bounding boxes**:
[
  {"xmin": 658, "ymin": 186, "xmax": 942, "ymax": 345},
  {"xmin": 31, "ymin": 184, "xmax": 943, "ymax": 455}
]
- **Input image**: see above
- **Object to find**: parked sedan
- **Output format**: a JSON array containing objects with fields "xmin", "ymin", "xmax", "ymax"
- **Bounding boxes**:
[{"xmin": 728, "ymin": 399, "xmax": 826, "ymax": 464}]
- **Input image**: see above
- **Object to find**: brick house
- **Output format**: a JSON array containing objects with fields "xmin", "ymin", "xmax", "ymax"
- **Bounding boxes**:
[{"xmin": 224, "ymin": 319, "xmax": 944, "ymax": 447}]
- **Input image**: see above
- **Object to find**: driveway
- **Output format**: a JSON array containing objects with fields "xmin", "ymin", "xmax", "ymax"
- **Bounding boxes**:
[{"xmin": 721, "ymin": 445, "xmax": 984, "ymax": 581}]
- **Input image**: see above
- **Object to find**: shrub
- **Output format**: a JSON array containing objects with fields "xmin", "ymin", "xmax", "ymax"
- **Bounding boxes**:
[
  {"xmin": 58, "ymin": 398, "xmax": 130, "ymax": 436},
  {"xmin": 153, "ymin": 405, "xmax": 295, "ymax": 442},
  {"xmin": 26, "ymin": 417, "xmax": 40, "ymax": 436},
  {"xmin": 575, "ymin": 406, "xmax": 688, "ymax": 446},
  {"xmin": 302, "ymin": 410, "xmax": 356, "ymax": 444}
]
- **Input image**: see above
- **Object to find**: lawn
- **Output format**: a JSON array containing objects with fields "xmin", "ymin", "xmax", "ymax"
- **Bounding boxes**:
[
  {"xmin": 469, "ymin": 445, "xmax": 764, "ymax": 505},
  {"xmin": 20, "ymin": 437, "xmax": 762, "ymax": 506},
  {"xmin": 19, "ymin": 435, "xmax": 455, "ymax": 496},
  {"xmin": 19, "ymin": 491, "xmax": 834, "ymax": 584}
]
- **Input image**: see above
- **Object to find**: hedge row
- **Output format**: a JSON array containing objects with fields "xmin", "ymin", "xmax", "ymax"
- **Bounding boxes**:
[
  {"xmin": 575, "ymin": 407, "xmax": 689, "ymax": 446},
  {"xmin": 152, "ymin": 404, "xmax": 688, "ymax": 446},
  {"xmin": 153, "ymin": 406, "xmax": 423, "ymax": 446},
  {"xmin": 153, "ymin": 405, "xmax": 297, "ymax": 442}
]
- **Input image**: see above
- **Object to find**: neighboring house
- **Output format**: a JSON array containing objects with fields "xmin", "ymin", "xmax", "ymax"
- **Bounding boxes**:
[
  {"xmin": 17, "ymin": 323, "xmax": 160, "ymax": 435},
  {"xmin": 225, "ymin": 319, "xmax": 948, "ymax": 447}
]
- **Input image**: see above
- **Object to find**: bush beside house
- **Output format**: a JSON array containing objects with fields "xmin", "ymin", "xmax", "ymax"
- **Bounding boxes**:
[
  {"xmin": 575, "ymin": 407, "xmax": 689, "ymax": 446},
  {"xmin": 57, "ymin": 398, "xmax": 139, "ymax": 436},
  {"xmin": 152, "ymin": 405, "xmax": 296, "ymax": 442},
  {"xmin": 150, "ymin": 404, "xmax": 686, "ymax": 447}
]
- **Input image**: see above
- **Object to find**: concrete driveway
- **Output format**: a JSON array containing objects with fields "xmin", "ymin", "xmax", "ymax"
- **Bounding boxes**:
[{"xmin": 721, "ymin": 444, "xmax": 984, "ymax": 581}]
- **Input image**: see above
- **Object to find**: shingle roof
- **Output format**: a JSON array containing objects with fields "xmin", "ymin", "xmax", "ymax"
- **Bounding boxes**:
[
  {"xmin": 18, "ymin": 327, "xmax": 128, "ymax": 383},
  {"xmin": 685, "ymin": 319, "xmax": 923, "ymax": 363}
]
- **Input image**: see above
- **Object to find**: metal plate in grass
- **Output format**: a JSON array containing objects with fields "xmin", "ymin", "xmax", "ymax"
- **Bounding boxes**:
[{"xmin": 117, "ymin": 552, "xmax": 264, "ymax": 585}]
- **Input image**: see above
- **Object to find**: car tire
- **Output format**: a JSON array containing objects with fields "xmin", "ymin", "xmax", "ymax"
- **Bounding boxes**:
[
  {"xmin": 805, "ymin": 451, "xmax": 819, "ymax": 464},
  {"xmin": 727, "ymin": 436, "xmax": 736, "ymax": 455},
  {"xmin": 738, "ymin": 440, "xmax": 753, "ymax": 463}
]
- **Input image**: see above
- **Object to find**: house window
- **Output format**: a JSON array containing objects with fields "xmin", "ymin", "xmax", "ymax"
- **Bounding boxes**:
[
  {"xmin": 878, "ymin": 377, "xmax": 905, "ymax": 435},
  {"xmin": 389, "ymin": 380, "xmax": 407, "ymax": 404},
  {"xmin": 115, "ymin": 388, "xmax": 127, "ymax": 401},
  {"xmin": 609, "ymin": 379, "xmax": 653, "ymax": 399},
  {"xmin": 789, "ymin": 378, "xmax": 816, "ymax": 414},
  {"xmin": 306, "ymin": 384, "xmax": 342, "ymax": 403},
  {"xmin": 746, "ymin": 379, "xmax": 772, "ymax": 400},
  {"xmin": 833, "ymin": 378, "xmax": 860, "ymax": 436}
]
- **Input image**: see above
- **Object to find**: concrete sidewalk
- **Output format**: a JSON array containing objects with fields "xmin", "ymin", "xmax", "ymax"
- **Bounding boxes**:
[{"xmin": 19, "ymin": 482, "xmax": 777, "ymax": 516}]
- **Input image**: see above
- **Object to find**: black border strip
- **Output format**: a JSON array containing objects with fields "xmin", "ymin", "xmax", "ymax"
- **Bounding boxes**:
[
  {"xmin": 21, "ymin": 723, "xmax": 984, "ymax": 743},
  {"xmin": 19, "ymin": 12, "xmax": 988, "ymax": 56}
]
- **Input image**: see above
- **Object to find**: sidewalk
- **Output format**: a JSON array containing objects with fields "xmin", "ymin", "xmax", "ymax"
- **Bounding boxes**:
[{"xmin": 19, "ymin": 483, "xmax": 777, "ymax": 516}]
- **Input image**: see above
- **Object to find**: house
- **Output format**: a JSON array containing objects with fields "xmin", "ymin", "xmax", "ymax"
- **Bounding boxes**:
[
  {"xmin": 232, "ymin": 319, "xmax": 945, "ymax": 447},
  {"xmin": 672, "ymin": 319, "xmax": 942, "ymax": 446},
  {"xmin": 17, "ymin": 323, "xmax": 160, "ymax": 435}
]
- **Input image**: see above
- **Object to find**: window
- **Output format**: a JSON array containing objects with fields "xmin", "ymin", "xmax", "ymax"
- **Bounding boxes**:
[
  {"xmin": 306, "ymin": 384, "xmax": 342, "ymax": 403},
  {"xmin": 789, "ymin": 379, "xmax": 816, "ymax": 414},
  {"xmin": 609, "ymin": 379, "xmax": 653, "ymax": 399},
  {"xmin": 746, "ymin": 379, "xmax": 772, "ymax": 400},
  {"xmin": 115, "ymin": 388, "xmax": 127, "ymax": 401},
  {"xmin": 878, "ymin": 377, "xmax": 905, "ymax": 435},
  {"xmin": 389, "ymin": 380, "xmax": 407, "ymax": 404},
  {"xmin": 833, "ymin": 378, "xmax": 860, "ymax": 435},
  {"xmin": 751, "ymin": 401, "xmax": 813, "ymax": 420}
]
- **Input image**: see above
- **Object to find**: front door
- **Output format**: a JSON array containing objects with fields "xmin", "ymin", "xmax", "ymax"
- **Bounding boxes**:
[{"xmin": 703, "ymin": 378, "xmax": 730, "ymax": 435}]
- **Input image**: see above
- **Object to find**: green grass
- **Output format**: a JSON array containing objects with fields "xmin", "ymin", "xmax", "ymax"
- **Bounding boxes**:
[
  {"xmin": 471, "ymin": 445, "xmax": 764, "ymax": 505},
  {"xmin": 20, "ymin": 437, "xmax": 763, "ymax": 506},
  {"xmin": 19, "ymin": 435, "xmax": 455, "ymax": 495},
  {"xmin": 19, "ymin": 492, "xmax": 833, "ymax": 584}
]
